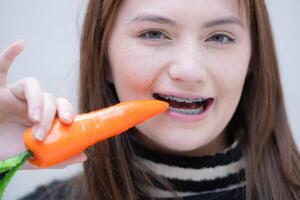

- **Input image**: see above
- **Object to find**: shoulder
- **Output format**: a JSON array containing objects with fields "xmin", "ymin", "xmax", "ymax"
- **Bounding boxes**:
[{"xmin": 19, "ymin": 175, "xmax": 85, "ymax": 200}]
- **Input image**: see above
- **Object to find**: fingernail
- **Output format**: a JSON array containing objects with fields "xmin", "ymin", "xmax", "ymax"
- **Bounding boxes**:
[
  {"xmin": 31, "ymin": 108, "xmax": 41, "ymax": 122},
  {"xmin": 33, "ymin": 126, "xmax": 46, "ymax": 141},
  {"xmin": 63, "ymin": 112, "xmax": 73, "ymax": 123}
]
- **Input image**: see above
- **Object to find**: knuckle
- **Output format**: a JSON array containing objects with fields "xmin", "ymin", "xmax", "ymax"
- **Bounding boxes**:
[
  {"xmin": 56, "ymin": 97, "xmax": 68, "ymax": 104},
  {"xmin": 24, "ymin": 76, "xmax": 39, "ymax": 85},
  {"xmin": 57, "ymin": 98, "xmax": 73, "ymax": 110},
  {"xmin": 43, "ymin": 92, "xmax": 56, "ymax": 101}
]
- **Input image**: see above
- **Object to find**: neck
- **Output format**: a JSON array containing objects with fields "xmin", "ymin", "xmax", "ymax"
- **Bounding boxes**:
[{"xmin": 133, "ymin": 130, "xmax": 231, "ymax": 157}]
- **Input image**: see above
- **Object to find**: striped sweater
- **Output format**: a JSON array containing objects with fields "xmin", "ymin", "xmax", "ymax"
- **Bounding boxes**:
[
  {"xmin": 131, "ymin": 137, "xmax": 246, "ymax": 200},
  {"xmin": 21, "ymin": 138, "xmax": 246, "ymax": 200}
]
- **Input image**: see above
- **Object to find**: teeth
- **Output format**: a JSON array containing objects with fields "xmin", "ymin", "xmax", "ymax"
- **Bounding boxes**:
[
  {"xmin": 157, "ymin": 94, "xmax": 205, "ymax": 103},
  {"xmin": 169, "ymin": 106, "xmax": 204, "ymax": 115}
]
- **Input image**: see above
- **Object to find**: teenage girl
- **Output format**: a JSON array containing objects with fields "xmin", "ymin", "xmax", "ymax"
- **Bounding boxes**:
[{"xmin": 0, "ymin": 0, "xmax": 299, "ymax": 199}]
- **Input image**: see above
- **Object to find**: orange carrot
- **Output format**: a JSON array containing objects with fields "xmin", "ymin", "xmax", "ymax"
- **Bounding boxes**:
[{"xmin": 23, "ymin": 100, "xmax": 168, "ymax": 167}]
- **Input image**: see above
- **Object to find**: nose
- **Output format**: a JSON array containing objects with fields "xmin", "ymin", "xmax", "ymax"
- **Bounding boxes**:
[{"xmin": 168, "ymin": 42, "xmax": 207, "ymax": 83}]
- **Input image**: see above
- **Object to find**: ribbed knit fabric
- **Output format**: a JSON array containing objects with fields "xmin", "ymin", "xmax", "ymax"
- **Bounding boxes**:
[
  {"xmin": 130, "ymin": 137, "xmax": 246, "ymax": 200},
  {"xmin": 20, "ymin": 137, "xmax": 246, "ymax": 200}
]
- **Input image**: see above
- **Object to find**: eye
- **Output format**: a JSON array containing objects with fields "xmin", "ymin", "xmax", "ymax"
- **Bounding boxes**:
[
  {"xmin": 139, "ymin": 30, "xmax": 169, "ymax": 40},
  {"xmin": 206, "ymin": 33, "xmax": 234, "ymax": 44}
]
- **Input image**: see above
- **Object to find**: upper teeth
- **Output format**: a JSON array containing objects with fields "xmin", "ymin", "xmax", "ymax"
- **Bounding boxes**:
[{"xmin": 157, "ymin": 94, "xmax": 205, "ymax": 103}]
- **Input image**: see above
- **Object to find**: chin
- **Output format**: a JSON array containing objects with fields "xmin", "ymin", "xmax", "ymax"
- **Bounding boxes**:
[
  {"xmin": 135, "ymin": 121, "xmax": 222, "ymax": 156},
  {"xmin": 143, "ymin": 133, "xmax": 212, "ymax": 156},
  {"xmin": 161, "ymin": 140, "xmax": 207, "ymax": 154}
]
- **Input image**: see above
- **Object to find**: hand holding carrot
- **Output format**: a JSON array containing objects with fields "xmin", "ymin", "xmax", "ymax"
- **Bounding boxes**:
[
  {"xmin": 0, "ymin": 41, "xmax": 168, "ymax": 198},
  {"xmin": 0, "ymin": 40, "xmax": 87, "ymax": 169}
]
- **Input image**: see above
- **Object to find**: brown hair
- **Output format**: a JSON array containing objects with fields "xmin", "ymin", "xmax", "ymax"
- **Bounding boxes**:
[{"xmin": 74, "ymin": 0, "xmax": 300, "ymax": 199}]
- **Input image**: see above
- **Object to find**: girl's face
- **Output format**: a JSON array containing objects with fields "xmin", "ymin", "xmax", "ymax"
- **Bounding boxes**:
[{"xmin": 107, "ymin": 0, "xmax": 251, "ymax": 156}]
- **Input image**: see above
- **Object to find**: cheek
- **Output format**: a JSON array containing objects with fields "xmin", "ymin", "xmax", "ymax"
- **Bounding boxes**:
[
  {"xmin": 212, "ymin": 60, "xmax": 249, "ymax": 130},
  {"xmin": 108, "ymin": 40, "xmax": 162, "ymax": 100},
  {"xmin": 210, "ymin": 50, "xmax": 249, "ymax": 99},
  {"xmin": 204, "ymin": 49, "xmax": 250, "ymax": 125},
  {"xmin": 218, "ymin": 67, "xmax": 247, "ymax": 97}
]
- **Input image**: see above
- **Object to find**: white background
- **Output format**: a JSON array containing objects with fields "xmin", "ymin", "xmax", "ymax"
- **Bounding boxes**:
[{"xmin": 0, "ymin": 0, "xmax": 299, "ymax": 199}]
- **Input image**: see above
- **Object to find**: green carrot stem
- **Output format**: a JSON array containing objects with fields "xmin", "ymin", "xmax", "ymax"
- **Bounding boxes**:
[{"xmin": 0, "ymin": 151, "xmax": 32, "ymax": 200}]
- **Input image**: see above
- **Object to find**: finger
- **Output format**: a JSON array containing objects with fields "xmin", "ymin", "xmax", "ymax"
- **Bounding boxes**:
[
  {"xmin": 0, "ymin": 40, "xmax": 24, "ymax": 86},
  {"xmin": 21, "ymin": 152, "xmax": 87, "ymax": 170},
  {"xmin": 56, "ymin": 98, "xmax": 74, "ymax": 124},
  {"xmin": 0, "ymin": 87, "xmax": 28, "ymax": 121},
  {"xmin": 8, "ymin": 77, "xmax": 44, "ymax": 123},
  {"xmin": 32, "ymin": 93, "xmax": 57, "ymax": 141}
]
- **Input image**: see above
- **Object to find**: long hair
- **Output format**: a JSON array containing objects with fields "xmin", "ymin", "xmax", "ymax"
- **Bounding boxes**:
[{"xmin": 76, "ymin": 0, "xmax": 300, "ymax": 199}]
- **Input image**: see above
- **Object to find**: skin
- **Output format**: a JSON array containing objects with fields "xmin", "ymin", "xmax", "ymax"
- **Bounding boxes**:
[
  {"xmin": 107, "ymin": 0, "xmax": 252, "ymax": 156},
  {"xmin": 0, "ymin": 41, "xmax": 87, "ymax": 169}
]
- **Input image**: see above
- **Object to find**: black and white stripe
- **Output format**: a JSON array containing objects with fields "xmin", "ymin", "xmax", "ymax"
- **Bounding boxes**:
[{"xmin": 131, "ymin": 137, "xmax": 246, "ymax": 199}]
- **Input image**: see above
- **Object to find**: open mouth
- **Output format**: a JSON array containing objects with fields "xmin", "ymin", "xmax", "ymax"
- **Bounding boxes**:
[{"xmin": 153, "ymin": 93, "xmax": 214, "ymax": 115}]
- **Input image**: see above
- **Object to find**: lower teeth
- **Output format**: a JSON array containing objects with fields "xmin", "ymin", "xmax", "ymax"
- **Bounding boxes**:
[{"xmin": 169, "ymin": 106, "xmax": 204, "ymax": 115}]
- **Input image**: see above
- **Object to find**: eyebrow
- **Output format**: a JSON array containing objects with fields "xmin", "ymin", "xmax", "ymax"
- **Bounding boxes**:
[
  {"xmin": 128, "ymin": 14, "xmax": 244, "ymax": 29},
  {"xmin": 204, "ymin": 17, "xmax": 244, "ymax": 29},
  {"xmin": 129, "ymin": 14, "xmax": 178, "ymax": 26}
]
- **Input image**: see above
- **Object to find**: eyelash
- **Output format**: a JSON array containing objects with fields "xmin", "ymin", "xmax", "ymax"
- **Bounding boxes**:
[
  {"xmin": 138, "ymin": 30, "xmax": 235, "ymax": 44},
  {"xmin": 206, "ymin": 32, "xmax": 235, "ymax": 44},
  {"xmin": 139, "ymin": 30, "xmax": 169, "ymax": 40}
]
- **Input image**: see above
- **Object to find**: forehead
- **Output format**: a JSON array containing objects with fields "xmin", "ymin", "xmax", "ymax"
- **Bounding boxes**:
[{"xmin": 117, "ymin": 0, "xmax": 247, "ymax": 27}]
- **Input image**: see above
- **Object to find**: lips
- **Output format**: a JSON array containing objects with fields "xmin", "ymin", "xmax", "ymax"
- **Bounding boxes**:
[
  {"xmin": 152, "ymin": 92, "xmax": 214, "ymax": 122},
  {"xmin": 153, "ymin": 91, "xmax": 211, "ymax": 100},
  {"xmin": 153, "ymin": 92, "xmax": 214, "ymax": 114}
]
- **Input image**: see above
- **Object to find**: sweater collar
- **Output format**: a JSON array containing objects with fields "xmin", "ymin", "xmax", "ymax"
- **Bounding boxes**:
[{"xmin": 130, "ymin": 136, "xmax": 246, "ymax": 198}]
